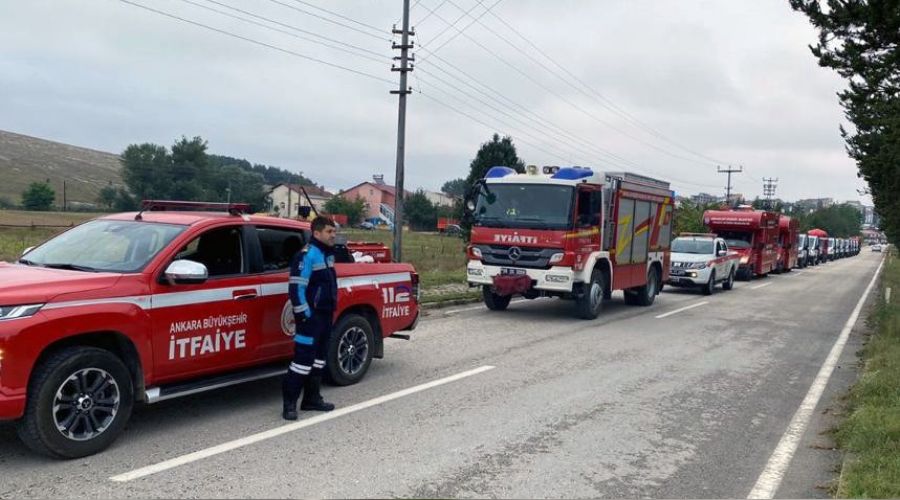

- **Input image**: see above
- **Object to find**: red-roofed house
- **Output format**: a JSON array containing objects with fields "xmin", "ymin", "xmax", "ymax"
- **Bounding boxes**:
[{"xmin": 340, "ymin": 175, "xmax": 415, "ymax": 225}]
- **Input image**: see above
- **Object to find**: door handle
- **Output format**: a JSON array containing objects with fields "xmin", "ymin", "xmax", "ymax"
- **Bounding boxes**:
[{"xmin": 233, "ymin": 289, "xmax": 258, "ymax": 300}]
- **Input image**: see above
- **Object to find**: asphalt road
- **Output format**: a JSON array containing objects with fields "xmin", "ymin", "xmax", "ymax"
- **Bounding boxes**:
[{"xmin": 0, "ymin": 251, "xmax": 884, "ymax": 499}]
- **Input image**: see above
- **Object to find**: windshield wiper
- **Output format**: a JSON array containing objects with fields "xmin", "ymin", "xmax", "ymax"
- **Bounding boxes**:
[
  {"xmin": 43, "ymin": 263, "xmax": 100, "ymax": 272},
  {"xmin": 475, "ymin": 216, "xmax": 509, "ymax": 228},
  {"xmin": 17, "ymin": 258, "xmax": 39, "ymax": 266}
]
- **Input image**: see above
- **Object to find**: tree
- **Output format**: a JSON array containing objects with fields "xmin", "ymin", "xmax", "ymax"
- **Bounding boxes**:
[
  {"xmin": 324, "ymin": 195, "xmax": 368, "ymax": 225},
  {"xmin": 404, "ymin": 190, "xmax": 438, "ymax": 231},
  {"xmin": 674, "ymin": 200, "xmax": 718, "ymax": 235},
  {"xmin": 790, "ymin": 0, "xmax": 900, "ymax": 243},
  {"xmin": 441, "ymin": 178, "xmax": 467, "ymax": 198},
  {"xmin": 121, "ymin": 143, "xmax": 171, "ymax": 201},
  {"xmin": 22, "ymin": 182, "xmax": 55, "ymax": 211},
  {"xmin": 801, "ymin": 203, "xmax": 862, "ymax": 237},
  {"xmin": 464, "ymin": 134, "xmax": 526, "ymax": 188},
  {"xmin": 170, "ymin": 136, "xmax": 210, "ymax": 201},
  {"xmin": 113, "ymin": 188, "xmax": 138, "ymax": 211},
  {"xmin": 96, "ymin": 185, "xmax": 118, "ymax": 210}
]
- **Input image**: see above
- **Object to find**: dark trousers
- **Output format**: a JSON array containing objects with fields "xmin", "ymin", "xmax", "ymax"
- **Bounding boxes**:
[{"xmin": 283, "ymin": 310, "xmax": 333, "ymax": 404}]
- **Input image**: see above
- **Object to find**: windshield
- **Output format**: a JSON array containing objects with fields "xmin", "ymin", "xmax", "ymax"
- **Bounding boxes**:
[
  {"xmin": 20, "ymin": 220, "xmax": 186, "ymax": 273},
  {"xmin": 672, "ymin": 239, "xmax": 714, "ymax": 254},
  {"xmin": 798, "ymin": 234, "xmax": 807, "ymax": 247},
  {"xmin": 473, "ymin": 184, "xmax": 574, "ymax": 230},
  {"xmin": 719, "ymin": 230, "xmax": 752, "ymax": 249}
]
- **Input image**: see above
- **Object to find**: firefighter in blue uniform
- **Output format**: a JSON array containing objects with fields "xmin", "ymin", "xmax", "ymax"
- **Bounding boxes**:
[{"xmin": 282, "ymin": 216, "xmax": 338, "ymax": 420}]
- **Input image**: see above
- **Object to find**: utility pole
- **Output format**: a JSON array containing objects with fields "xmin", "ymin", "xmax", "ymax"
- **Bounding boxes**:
[
  {"xmin": 62, "ymin": 180, "xmax": 67, "ymax": 212},
  {"xmin": 718, "ymin": 165, "xmax": 743, "ymax": 206},
  {"xmin": 391, "ymin": 0, "xmax": 414, "ymax": 262},
  {"xmin": 762, "ymin": 177, "xmax": 779, "ymax": 209}
]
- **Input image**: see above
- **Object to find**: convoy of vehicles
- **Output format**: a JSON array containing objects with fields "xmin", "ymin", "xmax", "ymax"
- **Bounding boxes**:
[
  {"xmin": 0, "ymin": 201, "xmax": 419, "ymax": 458},
  {"xmin": 667, "ymin": 234, "xmax": 740, "ymax": 294},
  {"xmin": 0, "ymin": 173, "xmax": 868, "ymax": 459},
  {"xmin": 702, "ymin": 207, "xmax": 779, "ymax": 280},
  {"xmin": 464, "ymin": 166, "xmax": 675, "ymax": 319}
]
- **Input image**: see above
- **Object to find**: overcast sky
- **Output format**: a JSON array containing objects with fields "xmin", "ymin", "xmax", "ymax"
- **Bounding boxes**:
[{"xmin": 0, "ymin": 0, "xmax": 872, "ymax": 203}]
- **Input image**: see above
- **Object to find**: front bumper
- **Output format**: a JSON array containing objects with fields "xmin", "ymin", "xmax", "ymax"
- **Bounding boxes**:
[
  {"xmin": 667, "ymin": 266, "xmax": 711, "ymax": 286},
  {"xmin": 466, "ymin": 261, "xmax": 575, "ymax": 293},
  {"xmin": 0, "ymin": 389, "xmax": 25, "ymax": 420}
]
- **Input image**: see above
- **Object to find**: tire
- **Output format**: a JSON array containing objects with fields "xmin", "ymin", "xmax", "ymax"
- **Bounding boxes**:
[
  {"xmin": 575, "ymin": 269, "xmax": 604, "ymax": 319},
  {"xmin": 16, "ymin": 347, "xmax": 134, "ymax": 459},
  {"xmin": 482, "ymin": 286, "xmax": 512, "ymax": 311},
  {"xmin": 327, "ymin": 313, "xmax": 375, "ymax": 386},
  {"xmin": 634, "ymin": 267, "xmax": 659, "ymax": 306},
  {"xmin": 722, "ymin": 267, "xmax": 735, "ymax": 291},
  {"xmin": 702, "ymin": 270, "xmax": 716, "ymax": 296}
]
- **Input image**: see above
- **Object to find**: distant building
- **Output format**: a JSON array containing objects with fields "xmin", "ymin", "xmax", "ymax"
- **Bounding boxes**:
[
  {"xmin": 690, "ymin": 192, "xmax": 720, "ymax": 205},
  {"xmin": 795, "ymin": 198, "xmax": 834, "ymax": 212},
  {"xmin": 424, "ymin": 190, "xmax": 456, "ymax": 208},
  {"xmin": 267, "ymin": 183, "xmax": 332, "ymax": 217},
  {"xmin": 340, "ymin": 175, "xmax": 410, "ymax": 225}
]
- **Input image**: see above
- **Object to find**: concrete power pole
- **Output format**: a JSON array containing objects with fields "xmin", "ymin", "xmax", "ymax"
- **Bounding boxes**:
[
  {"xmin": 391, "ymin": 0, "xmax": 414, "ymax": 262},
  {"xmin": 718, "ymin": 165, "xmax": 743, "ymax": 206}
]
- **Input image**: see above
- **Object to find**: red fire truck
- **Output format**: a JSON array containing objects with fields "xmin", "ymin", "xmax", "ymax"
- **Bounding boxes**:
[
  {"xmin": 0, "ymin": 201, "xmax": 419, "ymax": 458},
  {"xmin": 703, "ymin": 207, "xmax": 779, "ymax": 280},
  {"xmin": 777, "ymin": 215, "xmax": 799, "ymax": 272},
  {"xmin": 807, "ymin": 228, "xmax": 830, "ymax": 264},
  {"xmin": 465, "ymin": 166, "xmax": 675, "ymax": 319}
]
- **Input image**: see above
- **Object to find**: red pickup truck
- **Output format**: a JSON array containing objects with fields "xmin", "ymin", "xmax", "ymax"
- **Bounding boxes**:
[{"xmin": 0, "ymin": 202, "xmax": 419, "ymax": 458}]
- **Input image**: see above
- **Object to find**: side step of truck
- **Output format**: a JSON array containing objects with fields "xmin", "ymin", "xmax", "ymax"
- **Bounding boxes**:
[{"xmin": 145, "ymin": 363, "xmax": 286, "ymax": 404}]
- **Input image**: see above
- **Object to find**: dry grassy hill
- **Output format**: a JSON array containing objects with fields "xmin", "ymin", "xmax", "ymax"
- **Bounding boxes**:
[{"xmin": 0, "ymin": 130, "xmax": 123, "ymax": 208}]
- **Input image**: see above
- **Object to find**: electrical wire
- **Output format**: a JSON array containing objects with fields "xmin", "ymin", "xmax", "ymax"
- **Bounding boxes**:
[
  {"xmin": 264, "ymin": 0, "xmax": 390, "ymax": 41},
  {"xmin": 283, "ymin": 0, "xmax": 386, "ymax": 36}
]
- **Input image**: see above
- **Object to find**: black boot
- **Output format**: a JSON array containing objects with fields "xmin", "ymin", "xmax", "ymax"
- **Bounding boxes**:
[
  {"xmin": 282, "ymin": 375, "xmax": 301, "ymax": 421},
  {"xmin": 300, "ymin": 375, "xmax": 335, "ymax": 412}
]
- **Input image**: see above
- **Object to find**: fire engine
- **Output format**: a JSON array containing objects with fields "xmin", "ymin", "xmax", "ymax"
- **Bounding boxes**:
[
  {"xmin": 808, "ymin": 228, "xmax": 830, "ymax": 263},
  {"xmin": 0, "ymin": 201, "xmax": 419, "ymax": 458},
  {"xmin": 776, "ymin": 215, "xmax": 799, "ymax": 272},
  {"xmin": 465, "ymin": 166, "xmax": 675, "ymax": 319},
  {"xmin": 703, "ymin": 206, "xmax": 778, "ymax": 280}
]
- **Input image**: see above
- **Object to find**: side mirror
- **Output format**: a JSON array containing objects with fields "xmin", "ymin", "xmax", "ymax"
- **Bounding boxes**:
[
  {"xmin": 163, "ymin": 260, "xmax": 208, "ymax": 285},
  {"xmin": 465, "ymin": 199, "xmax": 476, "ymax": 213},
  {"xmin": 717, "ymin": 250, "xmax": 727, "ymax": 257},
  {"xmin": 21, "ymin": 246, "xmax": 35, "ymax": 257}
]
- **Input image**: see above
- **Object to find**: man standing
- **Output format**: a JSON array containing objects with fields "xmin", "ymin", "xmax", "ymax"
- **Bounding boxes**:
[{"xmin": 282, "ymin": 216, "xmax": 338, "ymax": 420}]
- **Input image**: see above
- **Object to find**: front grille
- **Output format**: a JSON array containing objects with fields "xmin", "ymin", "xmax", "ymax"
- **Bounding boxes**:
[{"xmin": 474, "ymin": 245, "xmax": 561, "ymax": 269}]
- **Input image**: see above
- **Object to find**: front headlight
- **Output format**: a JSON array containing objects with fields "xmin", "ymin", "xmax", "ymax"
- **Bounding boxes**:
[
  {"xmin": 740, "ymin": 256, "xmax": 750, "ymax": 264},
  {"xmin": 549, "ymin": 253, "xmax": 564, "ymax": 264},
  {"xmin": 0, "ymin": 304, "xmax": 44, "ymax": 321},
  {"xmin": 471, "ymin": 247, "xmax": 483, "ymax": 259},
  {"xmin": 686, "ymin": 262, "xmax": 706, "ymax": 269}
]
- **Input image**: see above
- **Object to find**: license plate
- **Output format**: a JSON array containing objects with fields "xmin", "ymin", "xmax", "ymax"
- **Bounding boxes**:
[
  {"xmin": 670, "ymin": 269, "xmax": 685, "ymax": 276},
  {"xmin": 500, "ymin": 267, "xmax": 526, "ymax": 276}
]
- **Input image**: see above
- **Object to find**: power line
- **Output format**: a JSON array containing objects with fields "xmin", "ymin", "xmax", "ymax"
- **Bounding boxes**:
[
  {"xmin": 179, "ymin": 0, "xmax": 387, "ymax": 64},
  {"xmin": 118, "ymin": 0, "xmax": 396, "ymax": 85},
  {"xmin": 481, "ymin": 9, "xmax": 728, "ymax": 166},
  {"xmin": 418, "ymin": 0, "xmax": 501, "ymax": 62},
  {"xmin": 718, "ymin": 165, "xmax": 743, "ymax": 202},
  {"xmin": 412, "ymin": 0, "xmax": 451, "ymax": 27},
  {"xmin": 283, "ymin": 0, "xmax": 386, "ymax": 36},
  {"xmin": 435, "ymin": 0, "xmax": 723, "ymax": 168},
  {"xmin": 264, "ymin": 0, "xmax": 390, "ymax": 41}
]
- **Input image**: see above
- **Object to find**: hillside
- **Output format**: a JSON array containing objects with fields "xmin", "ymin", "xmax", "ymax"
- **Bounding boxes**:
[{"xmin": 0, "ymin": 130, "xmax": 123, "ymax": 208}]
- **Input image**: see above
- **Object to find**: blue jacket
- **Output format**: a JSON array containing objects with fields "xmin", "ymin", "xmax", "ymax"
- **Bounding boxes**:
[{"xmin": 288, "ymin": 238, "xmax": 338, "ymax": 320}]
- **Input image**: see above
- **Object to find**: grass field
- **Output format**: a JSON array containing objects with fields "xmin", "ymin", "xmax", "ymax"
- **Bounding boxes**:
[
  {"xmin": 0, "ymin": 212, "xmax": 472, "ymax": 301},
  {"xmin": 835, "ymin": 249, "xmax": 900, "ymax": 497}
]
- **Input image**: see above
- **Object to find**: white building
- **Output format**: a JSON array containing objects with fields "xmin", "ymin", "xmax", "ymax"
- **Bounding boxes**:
[
  {"xmin": 267, "ymin": 183, "xmax": 332, "ymax": 218},
  {"xmin": 424, "ymin": 190, "xmax": 456, "ymax": 208}
]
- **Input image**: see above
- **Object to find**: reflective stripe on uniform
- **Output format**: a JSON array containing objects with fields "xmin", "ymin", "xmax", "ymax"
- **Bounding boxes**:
[
  {"xmin": 313, "ymin": 359, "xmax": 325, "ymax": 368},
  {"xmin": 312, "ymin": 263, "xmax": 327, "ymax": 271},
  {"xmin": 289, "ymin": 363, "xmax": 311, "ymax": 374},
  {"xmin": 294, "ymin": 335, "xmax": 314, "ymax": 345},
  {"xmin": 293, "ymin": 304, "xmax": 309, "ymax": 313}
]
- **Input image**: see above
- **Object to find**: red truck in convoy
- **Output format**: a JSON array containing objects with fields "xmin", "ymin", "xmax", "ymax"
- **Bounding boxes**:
[
  {"xmin": 807, "ymin": 228, "xmax": 830, "ymax": 264},
  {"xmin": 0, "ymin": 201, "xmax": 419, "ymax": 458},
  {"xmin": 776, "ymin": 215, "xmax": 799, "ymax": 272},
  {"xmin": 703, "ymin": 207, "xmax": 779, "ymax": 280},
  {"xmin": 465, "ymin": 166, "xmax": 675, "ymax": 319}
]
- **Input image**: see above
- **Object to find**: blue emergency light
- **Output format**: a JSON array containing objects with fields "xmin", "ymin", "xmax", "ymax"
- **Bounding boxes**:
[
  {"xmin": 485, "ymin": 166, "xmax": 516, "ymax": 178},
  {"xmin": 551, "ymin": 167, "xmax": 593, "ymax": 180}
]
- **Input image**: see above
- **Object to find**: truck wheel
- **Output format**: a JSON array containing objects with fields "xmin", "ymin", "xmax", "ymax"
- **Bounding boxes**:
[
  {"xmin": 634, "ymin": 268, "xmax": 659, "ymax": 306},
  {"xmin": 722, "ymin": 268, "xmax": 735, "ymax": 290},
  {"xmin": 703, "ymin": 270, "xmax": 716, "ymax": 296},
  {"xmin": 327, "ymin": 313, "xmax": 375, "ymax": 386},
  {"xmin": 575, "ymin": 269, "xmax": 604, "ymax": 319},
  {"xmin": 16, "ymin": 347, "xmax": 133, "ymax": 459},
  {"xmin": 482, "ymin": 286, "xmax": 512, "ymax": 311}
]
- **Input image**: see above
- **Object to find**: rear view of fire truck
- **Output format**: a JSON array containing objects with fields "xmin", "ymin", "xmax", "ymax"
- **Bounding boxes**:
[{"xmin": 465, "ymin": 166, "xmax": 674, "ymax": 320}]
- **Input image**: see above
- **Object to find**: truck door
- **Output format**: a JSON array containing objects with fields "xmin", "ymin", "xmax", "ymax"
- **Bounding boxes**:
[
  {"xmin": 574, "ymin": 186, "xmax": 602, "ymax": 268},
  {"xmin": 249, "ymin": 224, "xmax": 309, "ymax": 361},
  {"xmin": 715, "ymin": 239, "xmax": 726, "ymax": 277},
  {"xmin": 150, "ymin": 224, "xmax": 262, "ymax": 382}
]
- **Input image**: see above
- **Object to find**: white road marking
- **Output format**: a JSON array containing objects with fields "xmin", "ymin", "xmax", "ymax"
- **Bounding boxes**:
[
  {"xmin": 751, "ymin": 282, "xmax": 773, "ymax": 290},
  {"xmin": 747, "ymin": 257, "xmax": 885, "ymax": 499},
  {"xmin": 655, "ymin": 301, "xmax": 709, "ymax": 319},
  {"xmin": 110, "ymin": 365, "xmax": 496, "ymax": 483}
]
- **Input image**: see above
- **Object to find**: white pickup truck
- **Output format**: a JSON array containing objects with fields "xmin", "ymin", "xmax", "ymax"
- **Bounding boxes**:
[{"xmin": 667, "ymin": 233, "xmax": 741, "ymax": 295}]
